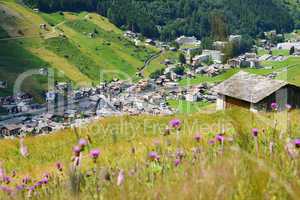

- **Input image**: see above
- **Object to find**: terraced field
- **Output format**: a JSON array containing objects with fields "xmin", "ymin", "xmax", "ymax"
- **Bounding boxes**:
[{"xmin": 0, "ymin": 0, "xmax": 157, "ymax": 98}]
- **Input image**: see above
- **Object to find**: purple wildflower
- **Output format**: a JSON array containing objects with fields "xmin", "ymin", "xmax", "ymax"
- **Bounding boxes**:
[
  {"xmin": 252, "ymin": 128, "xmax": 259, "ymax": 137},
  {"xmin": 3, "ymin": 176, "xmax": 11, "ymax": 184},
  {"xmin": 90, "ymin": 149, "xmax": 101, "ymax": 162},
  {"xmin": 194, "ymin": 133, "xmax": 202, "ymax": 142},
  {"xmin": 73, "ymin": 145, "xmax": 81, "ymax": 157},
  {"xmin": 28, "ymin": 185, "xmax": 35, "ymax": 192},
  {"xmin": 56, "ymin": 162, "xmax": 63, "ymax": 172},
  {"xmin": 286, "ymin": 104, "xmax": 292, "ymax": 111},
  {"xmin": 216, "ymin": 134, "xmax": 224, "ymax": 143},
  {"xmin": 294, "ymin": 139, "xmax": 300, "ymax": 148},
  {"xmin": 169, "ymin": 119, "xmax": 181, "ymax": 129},
  {"xmin": 16, "ymin": 184, "xmax": 25, "ymax": 191},
  {"xmin": 41, "ymin": 177, "xmax": 48, "ymax": 184},
  {"xmin": 148, "ymin": 151, "xmax": 158, "ymax": 161},
  {"xmin": 174, "ymin": 159, "xmax": 181, "ymax": 167},
  {"xmin": 271, "ymin": 102, "xmax": 278, "ymax": 110},
  {"xmin": 78, "ymin": 138, "xmax": 87, "ymax": 149},
  {"xmin": 117, "ymin": 170, "xmax": 125, "ymax": 186}
]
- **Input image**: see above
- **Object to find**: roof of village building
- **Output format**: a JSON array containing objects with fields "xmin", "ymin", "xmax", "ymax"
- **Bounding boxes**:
[{"xmin": 212, "ymin": 71, "xmax": 288, "ymax": 103}]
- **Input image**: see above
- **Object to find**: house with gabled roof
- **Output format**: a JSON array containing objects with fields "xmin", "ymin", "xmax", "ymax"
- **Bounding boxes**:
[{"xmin": 213, "ymin": 71, "xmax": 300, "ymax": 112}]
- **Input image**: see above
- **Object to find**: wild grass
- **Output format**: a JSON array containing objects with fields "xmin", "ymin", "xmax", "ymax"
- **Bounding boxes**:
[
  {"xmin": 1, "ymin": 109, "xmax": 300, "ymax": 199},
  {"xmin": 167, "ymin": 99, "xmax": 211, "ymax": 113}
]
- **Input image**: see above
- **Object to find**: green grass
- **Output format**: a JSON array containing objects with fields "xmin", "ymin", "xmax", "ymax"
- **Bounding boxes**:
[
  {"xmin": 1, "ymin": 110, "xmax": 300, "ymax": 199},
  {"xmin": 0, "ymin": 38, "xmax": 49, "ymax": 101},
  {"xmin": 0, "ymin": 1, "xmax": 157, "ymax": 97},
  {"xmin": 62, "ymin": 19, "xmax": 156, "ymax": 79},
  {"xmin": 40, "ymin": 12, "xmax": 65, "ymax": 26},
  {"xmin": 44, "ymin": 37, "xmax": 101, "ymax": 81},
  {"xmin": 144, "ymin": 50, "xmax": 179, "ymax": 77},
  {"xmin": 258, "ymin": 49, "xmax": 290, "ymax": 56},
  {"xmin": 167, "ymin": 99, "xmax": 211, "ymax": 113},
  {"xmin": 179, "ymin": 69, "xmax": 240, "ymax": 86},
  {"xmin": 261, "ymin": 56, "xmax": 300, "ymax": 85}
]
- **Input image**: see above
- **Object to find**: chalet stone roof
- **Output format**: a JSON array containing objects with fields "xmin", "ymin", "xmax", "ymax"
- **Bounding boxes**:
[{"xmin": 212, "ymin": 71, "xmax": 288, "ymax": 103}]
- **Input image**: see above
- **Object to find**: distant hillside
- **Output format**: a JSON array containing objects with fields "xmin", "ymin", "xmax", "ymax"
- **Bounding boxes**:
[
  {"xmin": 23, "ymin": 0, "xmax": 299, "ymax": 41},
  {"xmin": 0, "ymin": 1, "xmax": 157, "ymax": 99}
]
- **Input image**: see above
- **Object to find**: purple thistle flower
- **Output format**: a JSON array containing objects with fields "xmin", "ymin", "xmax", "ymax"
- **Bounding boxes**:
[
  {"xmin": 174, "ymin": 158, "xmax": 181, "ymax": 167},
  {"xmin": 36, "ymin": 181, "xmax": 43, "ymax": 187},
  {"xmin": 3, "ymin": 176, "xmax": 11, "ymax": 184},
  {"xmin": 252, "ymin": 128, "xmax": 259, "ymax": 137},
  {"xmin": 90, "ymin": 149, "xmax": 101, "ymax": 162},
  {"xmin": 271, "ymin": 102, "xmax": 278, "ymax": 110},
  {"xmin": 148, "ymin": 151, "xmax": 158, "ymax": 161},
  {"xmin": 215, "ymin": 134, "xmax": 225, "ymax": 143},
  {"xmin": 41, "ymin": 177, "xmax": 48, "ymax": 184},
  {"xmin": 56, "ymin": 162, "xmax": 63, "ymax": 172},
  {"xmin": 194, "ymin": 133, "xmax": 202, "ymax": 142},
  {"xmin": 294, "ymin": 139, "xmax": 300, "ymax": 148},
  {"xmin": 73, "ymin": 145, "xmax": 81, "ymax": 157},
  {"xmin": 169, "ymin": 119, "xmax": 181, "ymax": 129},
  {"xmin": 28, "ymin": 185, "xmax": 36, "ymax": 192},
  {"xmin": 117, "ymin": 170, "xmax": 125, "ymax": 186},
  {"xmin": 78, "ymin": 138, "xmax": 87, "ymax": 149},
  {"xmin": 16, "ymin": 184, "xmax": 25, "ymax": 191}
]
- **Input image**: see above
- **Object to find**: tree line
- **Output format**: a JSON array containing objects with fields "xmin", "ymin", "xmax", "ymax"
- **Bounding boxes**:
[{"xmin": 24, "ymin": 0, "xmax": 296, "ymax": 41}]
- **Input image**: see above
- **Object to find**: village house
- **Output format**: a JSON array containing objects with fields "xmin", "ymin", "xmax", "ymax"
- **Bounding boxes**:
[
  {"xmin": 229, "ymin": 35, "xmax": 242, "ymax": 43},
  {"xmin": 213, "ymin": 71, "xmax": 300, "ymax": 112},
  {"xmin": 213, "ymin": 41, "xmax": 228, "ymax": 51},
  {"xmin": 175, "ymin": 36, "xmax": 200, "ymax": 46},
  {"xmin": 192, "ymin": 54, "xmax": 210, "ymax": 66},
  {"xmin": 0, "ymin": 80, "xmax": 7, "ymax": 89},
  {"xmin": 277, "ymin": 42, "xmax": 300, "ymax": 50},
  {"xmin": 202, "ymin": 50, "xmax": 225, "ymax": 64},
  {"xmin": 0, "ymin": 124, "xmax": 22, "ymax": 136}
]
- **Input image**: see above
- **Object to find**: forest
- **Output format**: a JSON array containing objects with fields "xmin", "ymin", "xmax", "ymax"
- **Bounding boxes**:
[{"xmin": 23, "ymin": 0, "xmax": 298, "ymax": 41}]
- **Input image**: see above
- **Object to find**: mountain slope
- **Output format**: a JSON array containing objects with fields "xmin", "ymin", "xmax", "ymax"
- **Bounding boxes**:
[{"xmin": 0, "ymin": 0, "xmax": 157, "ymax": 99}]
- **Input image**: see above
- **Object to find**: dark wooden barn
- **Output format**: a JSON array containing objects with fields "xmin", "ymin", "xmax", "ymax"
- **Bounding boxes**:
[{"xmin": 213, "ymin": 71, "xmax": 300, "ymax": 112}]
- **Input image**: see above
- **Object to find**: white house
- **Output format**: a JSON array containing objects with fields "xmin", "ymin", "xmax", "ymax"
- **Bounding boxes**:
[
  {"xmin": 277, "ymin": 42, "xmax": 300, "ymax": 50},
  {"xmin": 175, "ymin": 36, "xmax": 200, "ymax": 45},
  {"xmin": 202, "ymin": 50, "xmax": 225, "ymax": 64}
]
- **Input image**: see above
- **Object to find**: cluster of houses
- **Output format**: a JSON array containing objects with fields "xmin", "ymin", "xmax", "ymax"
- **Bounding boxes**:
[
  {"xmin": 0, "ymin": 79, "xmax": 176, "ymax": 137},
  {"xmin": 228, "ymin": 53, "xmax": 260, "ymax": 68}
]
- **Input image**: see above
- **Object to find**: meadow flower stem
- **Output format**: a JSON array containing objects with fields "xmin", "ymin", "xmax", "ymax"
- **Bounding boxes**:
[
  {"xmin": 254, "ymin": 137, "xmax": 259, "ymax": 157},
  {"xmin": 176, "ymin": 129, "xmax": 180, "ymax": 146}
]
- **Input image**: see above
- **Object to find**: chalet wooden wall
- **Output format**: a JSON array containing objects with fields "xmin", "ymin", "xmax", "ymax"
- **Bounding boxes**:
[{"xmin": 225, "ymin": 96, "xmax": 250, "ymax": 109}]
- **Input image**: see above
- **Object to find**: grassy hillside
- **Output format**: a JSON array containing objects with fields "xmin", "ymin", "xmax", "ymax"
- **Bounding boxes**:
[
  {"xmin": 0, "ymin": 0, "xmax": 157, "ymax": 98},
  {"xmin": 1, "ymin": 109, "xmax": 300, "ymax": 199}
]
